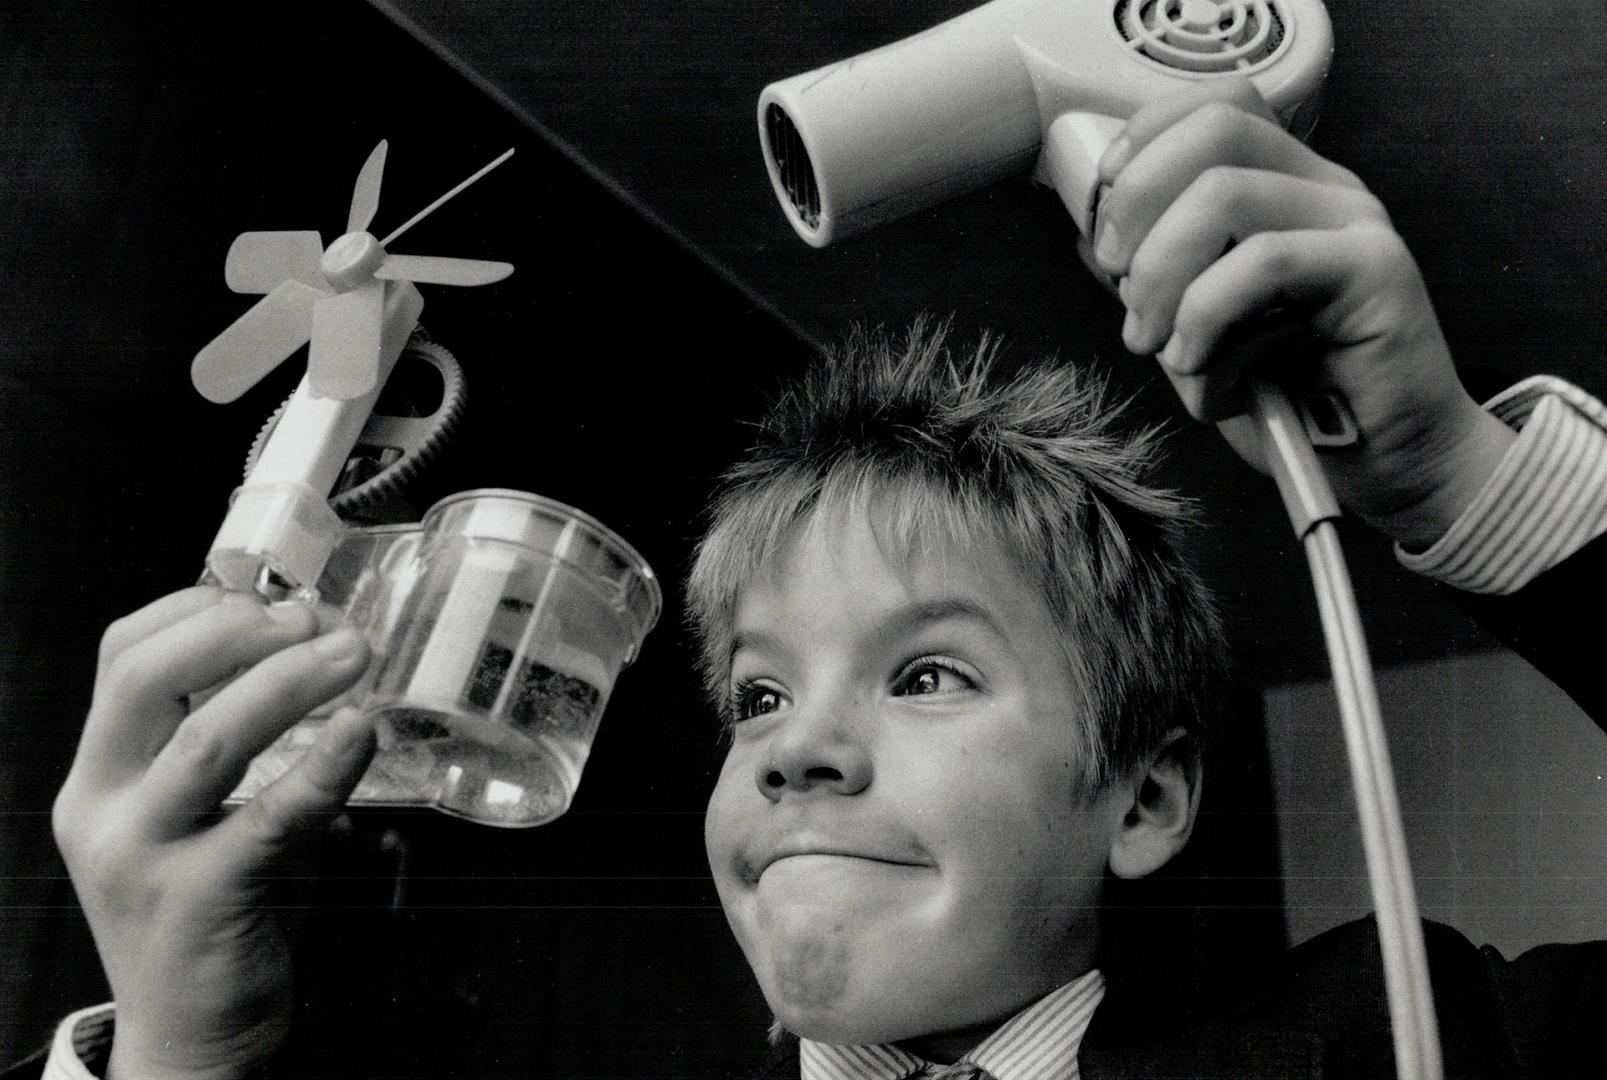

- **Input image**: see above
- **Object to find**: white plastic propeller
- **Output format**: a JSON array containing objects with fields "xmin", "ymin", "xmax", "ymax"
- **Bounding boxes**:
[
  {"xmin": 224, "ymin": 231, "xmax": 325, "ymax": 294},
  {"xmin": 347, "ymin": 140, "xmax": 388, "ymax": 234},
  {"xmin": 374, "ymin": 254, "xmax": 514, "ymax": 286},
  {"xmin": 191, "ymin": 280, "xmax": 323, "ymax": 405},
  {"xmin": 192, "ymin": 142, "xmax": 515, "ymax": 405}
]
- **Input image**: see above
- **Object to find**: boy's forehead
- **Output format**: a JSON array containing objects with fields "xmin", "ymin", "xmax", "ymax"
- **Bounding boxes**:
[{"xmin": 734, "ymin": 503, "xmax": 1042, "ymax": 627}]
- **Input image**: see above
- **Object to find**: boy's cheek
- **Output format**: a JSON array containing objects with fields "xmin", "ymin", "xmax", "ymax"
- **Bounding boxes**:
[{"xmin": 702, "ymin": 756, "xmax": 751, "ymax": 881}]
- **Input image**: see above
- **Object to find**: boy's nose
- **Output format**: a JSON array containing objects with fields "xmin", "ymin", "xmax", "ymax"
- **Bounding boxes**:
[{"xmin": 755, "ymin": 719, "xmax": 872, "ymax": 801}]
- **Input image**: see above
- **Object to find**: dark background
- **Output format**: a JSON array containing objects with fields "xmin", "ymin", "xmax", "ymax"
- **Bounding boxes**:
[{"xmin": 2, "ymin": 0, "xmax": 1603, "ymax": 1075}]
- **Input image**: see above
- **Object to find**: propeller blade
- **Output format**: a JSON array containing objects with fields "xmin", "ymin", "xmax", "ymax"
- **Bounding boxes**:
[
  {"xmin": 224, "ymin": 231, "xmax": 326, "ymax": 294},
  {"xmin": 192, "ymin": 280, "xmax": 323, "ymax": 403},
  {"xmin": 347, "ymin": 140, "xmax": 388, "ymax": 234},
  {"xmin": 373, "ymin": 253, "xmax": 514, "ymax": 287},
  {"xmin": 308, "ymin": 280, "xmax": 385, "ymax": 400}
]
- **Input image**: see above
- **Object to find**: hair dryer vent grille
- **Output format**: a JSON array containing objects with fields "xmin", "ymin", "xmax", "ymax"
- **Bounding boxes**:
[
  {"xmin": 765, "ymin": 104, "xmax": 820, "ymax": 230},
  {"xmin": 1114, "ymin": 0, "xmax": 1287, "ymax": 74}
]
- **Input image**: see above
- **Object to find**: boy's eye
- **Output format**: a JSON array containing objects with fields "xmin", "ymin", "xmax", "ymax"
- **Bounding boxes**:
[
  {"xmin": 892, "ymin": 658, "xmax": 978, "ymax": 697},
  {"xmin": 731, "ymin": 680, "xmax": 786, "ymax": 721}
]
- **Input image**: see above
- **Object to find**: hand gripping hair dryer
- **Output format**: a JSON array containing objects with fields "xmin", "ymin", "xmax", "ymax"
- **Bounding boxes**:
[
  {"xmin": 758, "ymin": 5, "xmax": 1450, "ymax": 1079},
  {"xmin": 759, "ymin": 0, "xmax": 1331, "ymax": 246}
]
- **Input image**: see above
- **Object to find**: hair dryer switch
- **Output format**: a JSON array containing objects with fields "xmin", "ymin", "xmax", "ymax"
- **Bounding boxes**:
[{"xmin": 1035, "ymin": 112, "xmax": 1125, "ymax": 239}]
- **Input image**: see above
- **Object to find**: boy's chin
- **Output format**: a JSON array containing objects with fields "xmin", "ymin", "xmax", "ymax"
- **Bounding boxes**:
[
  {"xmin": 747, "ymin": 942, "xmax": 903, "ymax": 1046},
  {"xmin": 765, "ymin": 996, "xmax": 913, "ymax": 1048},
  {"xmin": 755, "ymin": 958, "xmax": 947, "ymax": 1048},
  {"xmin": 734, "ymin": 893, "xmax": 1064, "ymax": 1049}
]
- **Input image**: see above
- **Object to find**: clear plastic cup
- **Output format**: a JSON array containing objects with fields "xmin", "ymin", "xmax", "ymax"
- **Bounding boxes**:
[{"xmin": 227, "ymin": 489, "xmax": 662, "ymax": 828}]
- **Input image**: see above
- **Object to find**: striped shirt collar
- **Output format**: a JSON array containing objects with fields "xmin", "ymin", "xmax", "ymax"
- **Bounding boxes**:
[{"xmin": 798, "ymin": 969, "xmax": 1105, "ymax": 1080}]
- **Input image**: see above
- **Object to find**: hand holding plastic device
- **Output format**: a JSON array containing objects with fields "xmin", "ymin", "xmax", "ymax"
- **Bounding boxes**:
[
  {"xmin": 188, "ymin": 145, "xmax": 661, "ymax": 827},
  {"xmin": 190, "ymin": 141, "xmax": 516, "ymax": 600},
  {"xmin": 757, "ymin": 3, "xmax": 1441, "ymax": 1076}
]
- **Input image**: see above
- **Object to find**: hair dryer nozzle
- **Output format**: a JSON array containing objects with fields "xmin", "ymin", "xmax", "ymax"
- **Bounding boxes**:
[{"xmin": 757, "ymin": 2, "xmax": 1044, "ymax": 248}]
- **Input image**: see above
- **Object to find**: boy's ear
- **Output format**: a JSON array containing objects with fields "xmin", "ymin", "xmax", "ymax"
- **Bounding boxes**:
[{"xmin": 1107, "ymin": 728, "xmax": 1202, "ymax": 880}]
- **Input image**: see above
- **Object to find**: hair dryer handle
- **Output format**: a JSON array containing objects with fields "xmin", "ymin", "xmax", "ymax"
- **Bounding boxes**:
[{"xmin": 1038, "ymin": 111, "xmax": 1359, "ymax": 538}]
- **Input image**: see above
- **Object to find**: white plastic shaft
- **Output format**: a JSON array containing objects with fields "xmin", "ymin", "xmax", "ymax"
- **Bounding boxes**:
[
  {"xmin": 204, "ymin": 280, "xmax": 424, "ymax": 596},
  {"xmin": 402, "ymin": 500, "xmax": 550, "ymax": 720},
  {"xmin": 403, "ymin": 542, "xmax": 517, "ymax": 708}
]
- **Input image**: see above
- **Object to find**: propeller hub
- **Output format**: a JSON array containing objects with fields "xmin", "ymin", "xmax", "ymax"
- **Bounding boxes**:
[{"xmin": 321, "ymin": 231, "xmax": 386, "ymax": 291}]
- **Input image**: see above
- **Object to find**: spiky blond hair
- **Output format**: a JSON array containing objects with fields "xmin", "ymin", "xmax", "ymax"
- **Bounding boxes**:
[{"xmin": 686, "ymin": 318, "xmax": 1229, "ymax": 791}]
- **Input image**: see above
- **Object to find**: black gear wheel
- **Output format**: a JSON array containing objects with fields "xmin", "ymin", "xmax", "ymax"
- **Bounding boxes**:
[{"xmin": 244, "ymin": 330, "xmax": 467, "ymax": 520}]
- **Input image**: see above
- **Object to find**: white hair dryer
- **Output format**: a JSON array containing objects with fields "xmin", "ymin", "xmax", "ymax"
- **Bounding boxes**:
[
  {"xmin": 759, "ymin": 0, "xmax": 1332, "ymax": 246},
  {"xmin": 757, "ymin": 5, "xmax": 1448, "ymax": 1079}
]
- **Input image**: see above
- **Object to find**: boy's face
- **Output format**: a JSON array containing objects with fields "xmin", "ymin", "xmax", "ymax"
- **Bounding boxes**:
[{"xmin": 704, "ymin": 510, "xmax": 1127, "ymax": 1054}]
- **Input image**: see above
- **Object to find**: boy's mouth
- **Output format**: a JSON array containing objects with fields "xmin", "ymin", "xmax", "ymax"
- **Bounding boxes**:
[{"xmin": 739, "ymin": 835, "xmax": 936, "ymax": 885}]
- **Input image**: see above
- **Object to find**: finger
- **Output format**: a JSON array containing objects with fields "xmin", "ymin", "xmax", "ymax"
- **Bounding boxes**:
[
  {"xmin": 218, "ymin": 705, "xmax": 377, "ymax": 861},
  {"xmin": 1120, "ymin": 168, "xmax": 1388, "ymax": 355},
  {"xmin": 78, "ymin": 601, "xmax": 325, "ymax": 784},
  {"xmin": 1156, "ymin": 227, "xmax": 1382, "ymax": 421},
  {"xmin": 1094, "ymin": 101, "xmax": 1369, "ymax": 277},
  {"xmin": 1155, "ymin": 364, "xmax": 1253, "ymax": 424},
  {"xmin": 1099, "ymin": 77, "xmax": 1276, "ymax": 182},
  {"xmin": 185, "ymin": 599, "xmax": 348, "ymax": 712},
  {"xmin": 95, "ymin": 586, "xmax": 229, "ymax": 684},
  {"xmin": 1155, "ymin": 315, "xmax": 1317, "ymax": 423},
  {"xmin": 137, "ymin": 626, "xmax": 370, "ymax": 832}
]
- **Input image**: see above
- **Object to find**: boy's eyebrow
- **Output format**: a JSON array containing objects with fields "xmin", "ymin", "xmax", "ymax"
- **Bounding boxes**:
[
  {"xmin": 880, "ymin": 597, "xmax": 1011, "ymax": 644},
  {"xmin": 729, "ymin": 597, "xmax": 1011, "ymax": 665},
  {"xmin": 729, "ymin": 627, "xmax": 785, "ymax": 663}
]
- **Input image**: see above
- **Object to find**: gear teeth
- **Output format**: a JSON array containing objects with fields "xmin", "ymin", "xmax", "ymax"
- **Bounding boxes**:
[
  {"xmin": 244, "ymin": 402, "xmax": 291, "ymax": 482},
  {"xmin": 240, "ymin": 329, "xmax": 467, "ymax": 519}
]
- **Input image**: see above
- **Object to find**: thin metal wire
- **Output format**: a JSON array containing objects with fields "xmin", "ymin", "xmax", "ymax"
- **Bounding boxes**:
[{"xmin": 381, "ymin": 148, "xmax": 516, "ymax": 248}]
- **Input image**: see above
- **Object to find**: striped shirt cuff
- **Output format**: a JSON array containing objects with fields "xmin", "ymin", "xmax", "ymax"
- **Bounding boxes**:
[
  {"xmin": 1397, "ymin": 376, "xmax": 1607, "ymax": 595},
  {"xmin": 43, "ymin": 1005, "xmax": 114, "ymax": 1080}
]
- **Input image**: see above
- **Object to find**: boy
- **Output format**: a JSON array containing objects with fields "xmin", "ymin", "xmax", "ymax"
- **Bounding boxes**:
[{"xmin": 37, "ymin": 83, "xmax": 1607, "ymax": 1078}]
